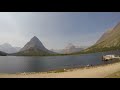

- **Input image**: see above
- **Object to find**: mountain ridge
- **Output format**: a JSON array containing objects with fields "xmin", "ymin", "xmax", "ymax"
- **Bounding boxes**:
[
  {"xmin": 15, "ymin": 36, "xmax": 56, "ymax": 56},
  {"xmin": 0, "ymin": 43, "xmax": 21, "ymax": 53},
  {"xmin": 51, "ymin": 43, "xmax": 88, "ymax": 54},
  {"xmin": 0, "ymin": 51, "xmax": 7, "ymax": 56},
  {"xmin": 81, "ymin": 22, "xmax": 120, "ymax": 53}
]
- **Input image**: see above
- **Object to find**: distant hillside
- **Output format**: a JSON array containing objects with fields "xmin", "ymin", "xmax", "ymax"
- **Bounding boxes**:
[
  {"xmin": 0, "ymin": 51, "xmax": 7, "ymax": 56},
  {"xmin": 51, "ymin": 43, "xmax": 87, "ymax": 54},
  {"xmin": 14, "ymin": 48, "xmax": 51, "ymax": 56},
  {"xmin": 0, "ymin": 43, "xmax": 21, "ymax": 53},
  {"xmin": 15, "ymin": 47, "xmax": 21, "ymax": 52},
  {"xmin": 95, "ymin": 29, "xmax": 113, "ymax": 44},
  {"xmin": 78, "ymin": 22, "xmax": 120, "ymax": 54},
  {"xmin": 14, "ymin": 36, "xmax": 56, "ymax": 56},
  {"xmin": 62, "ymin": 43, "xmax": 84, "ymax": 54}
]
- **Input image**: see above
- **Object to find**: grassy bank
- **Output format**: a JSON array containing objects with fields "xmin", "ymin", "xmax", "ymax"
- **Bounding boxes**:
[{"xmin": 105, "ymin": 71, "xmax": 120, "ymax": 78}]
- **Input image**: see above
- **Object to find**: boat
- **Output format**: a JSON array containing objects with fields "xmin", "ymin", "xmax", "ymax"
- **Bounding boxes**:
[{"xmin": 102, "ymin": 55, "xmax": 120, "ymax": 61}]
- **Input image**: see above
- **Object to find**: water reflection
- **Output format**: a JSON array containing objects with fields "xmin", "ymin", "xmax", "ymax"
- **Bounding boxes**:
[{"xmin": 0, "ymin": 51, "xmax": 120, "ymax": 73}]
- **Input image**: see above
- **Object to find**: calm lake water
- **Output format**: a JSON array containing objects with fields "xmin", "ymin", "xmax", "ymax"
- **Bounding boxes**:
[{"xmin": 0, "ymin": 51, "xmax": 120, "ymax": 73}]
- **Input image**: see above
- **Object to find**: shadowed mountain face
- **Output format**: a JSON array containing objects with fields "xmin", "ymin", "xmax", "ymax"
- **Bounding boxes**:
[
  {"xmin": 20, "ymin": 36, "xmax": 48, "ymax": 52},
  {"xmin": 0, "ymin": 51, "xmax": 7, "ymax": 56},
  {"xmin": 82, "ymin": 22, "xmax": 120, "ymax": 53},
  {"xmin": 15, "ymin": 36, "xmax": 55, "ymax": 56},
  {"xmin": 95, "ymin": 29, "xmax": 113, "ymax": 44},
  {"xmin": 0, "ymin": 43, "xmax": 21, "ymax": 53}
]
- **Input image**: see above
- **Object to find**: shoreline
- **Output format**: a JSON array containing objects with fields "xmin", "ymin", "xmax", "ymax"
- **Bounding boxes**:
[{"xmin": 0, "ymin": 60, "xmax": 120, "ymax": 78}]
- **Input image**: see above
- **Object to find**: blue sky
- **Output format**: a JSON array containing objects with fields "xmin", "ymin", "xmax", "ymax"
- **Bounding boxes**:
[{"xmin": 0, "ymin": 12, "xmax": 120, "ymax": 49}]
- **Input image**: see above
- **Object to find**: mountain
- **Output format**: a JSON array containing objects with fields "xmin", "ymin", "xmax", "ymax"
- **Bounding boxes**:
[
  {"xmin": 81, "ymin": 22, "xmax": 120, "ymax": 53},
  {"xmin": 14, "ymin": 36, "xmax": 56, "ymax": 56},
  {"xmin": 50, "ymin": 49, "xmax": 63, "ymax": 54},
  {"xmin": 51, "ymin": 43, "xmax": 86, "ymax": 54},
  {"xmin": 14, "ymin": 47, "xmax": 21, "ymax": 51},
  {"xmin": 95, "ymin": 29, "xmax": 113, "ymax": 44},
  {"xmin": 63, "ymin": 43, "xmax": 84, "ymax": 54},
  {"xmin": 0, "ymin": 43, "xmax": 21, "ymax": 53},
  {"xmin": 0, "ymin": 51, "xmax": 7, "ymax": 56}
]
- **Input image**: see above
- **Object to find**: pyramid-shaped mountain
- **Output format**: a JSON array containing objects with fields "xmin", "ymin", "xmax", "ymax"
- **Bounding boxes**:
[{"xmin": 15, "ymin": 36, "xmax": 56, "ymax": 56}]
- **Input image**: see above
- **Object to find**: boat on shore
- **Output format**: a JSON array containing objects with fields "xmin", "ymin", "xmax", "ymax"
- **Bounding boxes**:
[{"xmin": 102, "ymin": 55, "xmax": 120, "ymax": 61}]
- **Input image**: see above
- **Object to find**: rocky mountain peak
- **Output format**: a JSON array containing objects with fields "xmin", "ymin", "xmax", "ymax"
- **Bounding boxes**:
[
  {"xmin": 20, "ymin": 36, "xmax": 48, "ymax": 52},
  {"xmin": 30, "ymin": 36, "xmax": 39, "ymax": 41}
]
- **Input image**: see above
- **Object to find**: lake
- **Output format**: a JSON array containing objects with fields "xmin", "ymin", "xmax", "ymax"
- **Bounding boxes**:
[{"xmin": 0, "ymin": 51, "xmax": 120, "ymax": 73}]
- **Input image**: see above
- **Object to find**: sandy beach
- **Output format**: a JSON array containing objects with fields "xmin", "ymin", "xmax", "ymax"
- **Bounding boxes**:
[{"xmin": 0, "ymin": 62, "xmax": 120, "ymax": 78}]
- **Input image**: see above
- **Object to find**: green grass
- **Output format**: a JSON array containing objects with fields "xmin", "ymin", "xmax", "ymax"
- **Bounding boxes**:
[
  {"xmin": 105, "ymin": 71, "xmax": 120, "ymax": 78},
  {"xmin": 13, "ymin": 52, "xmax": 71, "ymax": 56},
  {"xmin": 10, "ymin": 45, "xmax": 120, "ymax": 56},
  {"xmin": 48, "ymin": 69, "xmax": 66, "ymax": 73},
  {"xmin": 73, "ymin": 46, "xmax": 120, "ymax": 55}
]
